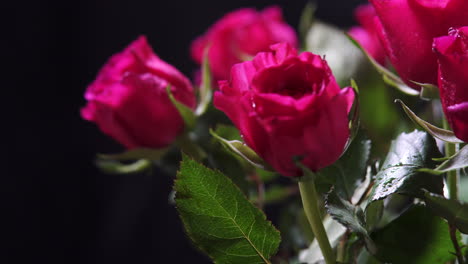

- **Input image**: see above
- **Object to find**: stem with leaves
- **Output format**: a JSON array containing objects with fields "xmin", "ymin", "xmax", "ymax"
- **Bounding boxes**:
[{"xmin": 298, "ymin": 178, "xmax": 335, "ymax": 264}]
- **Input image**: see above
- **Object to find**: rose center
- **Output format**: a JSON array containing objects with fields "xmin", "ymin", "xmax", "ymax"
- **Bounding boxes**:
[{"xmin": 253, "ymin": 61, "xmax": 326, "ymax": 99}]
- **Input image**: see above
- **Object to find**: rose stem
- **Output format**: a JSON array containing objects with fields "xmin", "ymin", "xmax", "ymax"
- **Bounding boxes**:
[
  {"xmin": 443, "ymin": 119, "xmax": 464, "ymax": 264},
  {"xmin": 298, "ymin": 178, "xmax": 335, "ymax": 264},
  {"xmin": 442, "ymin": 119, "xmax": 459, "ymax": 200}
]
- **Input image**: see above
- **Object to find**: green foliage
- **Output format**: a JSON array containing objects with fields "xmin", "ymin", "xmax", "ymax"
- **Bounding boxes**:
[
  {"xmin": 424, "ymin": 191, "xmax": 468, "ymax": 234},
  {"xmin": 420, "ymin": 144, "xmax": 468, "ymax": 175},
  {"xmin": 365, "ymin": 200, "xmax": 384, "ymax": 231},
  {"xmin": 175, "ymin": 154, "xmax": 281, "ymax": 264},
  {"xmin": 372, "ymin": 205, "xmax": 458, "ymax": 264},
  {"xmin": 320, "ymin": 132, "xmax": 371, "ymax": 200},
  {"xmin": 396, "ymin": 99, "xmax": 464, "ymax": 143},
  {"xmin": 325, "ymin": 190, "xmax": 375, "ymax": 253},
  {"xmin": 368, "ymin": 130, "xmax": 443, "ymax": 203},
  {"xmin": 358, "ymin": 69, "xmax": 401, "ymax": 156}
]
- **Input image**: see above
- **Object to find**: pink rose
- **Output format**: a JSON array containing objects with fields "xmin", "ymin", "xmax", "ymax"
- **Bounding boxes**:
[
  {"xmin": 370, "ymin": 0, "xmax": 468, "ymax": 88},
  {"xmin": 81, "ymin": 36, "xmax": 196, "ymax": 149},
  {"xmin": 433, "ymin": 27, "xmax": 468, "ymax": 142},
  {"xmin": 191, "ymin": 6, "xmax": 298, "ymax": 81},
  {"xmin": 214, "ymin": 43, "xmax": 355, "ymax": 177},
  {"xmin": 348, "ymin": 4, "xmax": 386, "ymax": 64}
]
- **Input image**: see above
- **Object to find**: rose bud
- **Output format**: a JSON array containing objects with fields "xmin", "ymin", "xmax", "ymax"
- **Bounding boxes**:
[
  {"xmin": 191, "ymin": 6, "xmax": 298, "ymax": 81},
  {"xmin": 81, "ymin": 36, "xmax": 196, "ymax": 149},
  {"xmin": 370, "ymin": 0, "xmax": 468, "ymax": 88},
  {"xmin": 348, "ymin": 4, "xmax": 385, "ymax": 64},
  {"xmin": 433, "ymin": 27, "xmax": 468, "ymax": 142},
  {"xmin": 214, "ymin": 43, "xmax": 355, "ymax": 177}
]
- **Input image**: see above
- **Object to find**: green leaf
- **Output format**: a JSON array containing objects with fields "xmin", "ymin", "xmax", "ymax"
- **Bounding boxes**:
[
  {"xmin": 325, "ymin": 190, "xmax": 376, "ymax": 254},
  {"xmin": 195, "ymin": 47, "xmax": 213, "ymax": 116},
  {"xmin": 419, "ymin": 144, "xmax": 468, "ymax": 175},
  {"xmin": 372, "ymin": 205, "xmax": 458, "ymax": 264},
  {"xmin": 346, "ymin": 34, "xmax": 419, "ymax": 96},
  {"xmin": 368, "ymin": 130, "xmax": 443, "ymax": 203},
  {"xmin": 395, "ymin": 99, "xmax": 464, "ymax": 143},
  {"xmin": 166, "ymin": 85, "xmax": 196, "ymax": 131},
  {"xmin": 365, "ymin": 200, "xmax": 384, "ymax": 231},
  {"xmin": 424, "ymin": 191, "xmax": 468, "ymax": 234},
  {"xmin": 98, "ymin": 147, "xmax": 168, "ymax": 161},
  {"xmin": 175, "ymin": 154, "xmax": 281, "ymax": 264},
  {"xmin": 210, "ymin": 128, "xmax": 272, "ymax": 171},
  {"xmin": 95, "ymin": 159, "xmax": 152, "ymax": 175},
  {"xmin": 320, "ymin": 131, "xmax": 371, "ymax": 201}
]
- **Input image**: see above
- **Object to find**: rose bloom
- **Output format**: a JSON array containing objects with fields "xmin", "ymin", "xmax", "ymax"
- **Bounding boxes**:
[
  {"xmin": 433, "ymin": 27, "xmax": 468, "ymax": 142},
  {"xmin": 191, "ymin": 6, "xmax": 298, "ymax": 81},
  {"xmin": 348, "ymin": 4, "xmax": 385, "ymax": 64},
  {"xmin": 81, "ymin": 36, "xmax": 196, "ymax": 149},
  {"xmin": 370, "ymin": 0, "xmax": 468, "ymax": 88},
  {"xmin": 214, "ymin": 43, "xmax": 355, "ymax": 177}
]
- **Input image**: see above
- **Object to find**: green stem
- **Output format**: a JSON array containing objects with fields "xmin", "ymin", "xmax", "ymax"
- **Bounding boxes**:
[
  {"xmin": 449, "ymin": 223, "xmax": 465, "ymax": 264},
  {"xmin": 298, "ymin": 179, "xmax": 335, "ymax": 264},
  {"xmin": 443, "ymin": 119, "xmax": 459, "ymax": 200},
  {"xmin": 336, "ymin": 230, "xmax": 349, "ymax": 263},
  {"xmin": 442, "ymin": 119, "xmax": 463, "ymax": 264}
]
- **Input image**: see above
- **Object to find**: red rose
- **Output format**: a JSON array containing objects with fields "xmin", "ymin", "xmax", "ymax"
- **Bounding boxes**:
[
  {"xmin": 81, "ymin": 36, "xmax": 196, "ymax": 149},
  {"xmin": 348, "ymin": 4, "xmax": 385, "ymax": 64},
  {"xmin": 214, "ymin": 43, "xmax": 355, "ymax": 177},
  {"xmin": 370, "ymin": 0, "xmax": 468, "ymax": 88},
  {"xmin": 433, "ymin": 27, "xmax": 468, "ymax": 142},
  {"xmin": 191, "ymin": 6, "xmax": 298, "ymax": 81}
]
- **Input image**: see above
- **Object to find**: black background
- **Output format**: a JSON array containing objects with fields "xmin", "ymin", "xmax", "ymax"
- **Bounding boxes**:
[{"xmin": 7, "ymin": 0, "xmax": 365, "ymax": 263}]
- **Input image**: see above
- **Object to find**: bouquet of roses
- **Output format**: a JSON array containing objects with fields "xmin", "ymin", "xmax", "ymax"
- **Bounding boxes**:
[{"xmin": 81, "ymin": 1, "xmax": 468, "ymax": 263}]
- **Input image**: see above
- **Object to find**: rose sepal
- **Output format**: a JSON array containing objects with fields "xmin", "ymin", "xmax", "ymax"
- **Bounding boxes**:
[
  {"xmin": 166, "ymin": 85, "xmax": 197, "ymax": 131},
  {"xmin": 195, "ymin": 47, "xmax": 213, "ymax": 116},
  {"xmin": 95, "ymin": 147, "xmax": 169, "ymax": 175},
  {"xmin": 395, "ymin": 99, "xmax": 464, "ymax": 143},
  {"xmin": 410, "ymin": 81, "xmax": 439, "ymax": 100},
  {"xmin": 95, "ymin": 159, "xmax": 153, "ymax": 175},
  {"xmin": 210, "ymin": 128, "xmax": 272, "ymax": 171}
]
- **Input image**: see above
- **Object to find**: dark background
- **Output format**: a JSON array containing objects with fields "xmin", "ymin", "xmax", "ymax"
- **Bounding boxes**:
[{"xmin": 7, "ymin": 0, "xmax": 365, "ymax": 263}]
